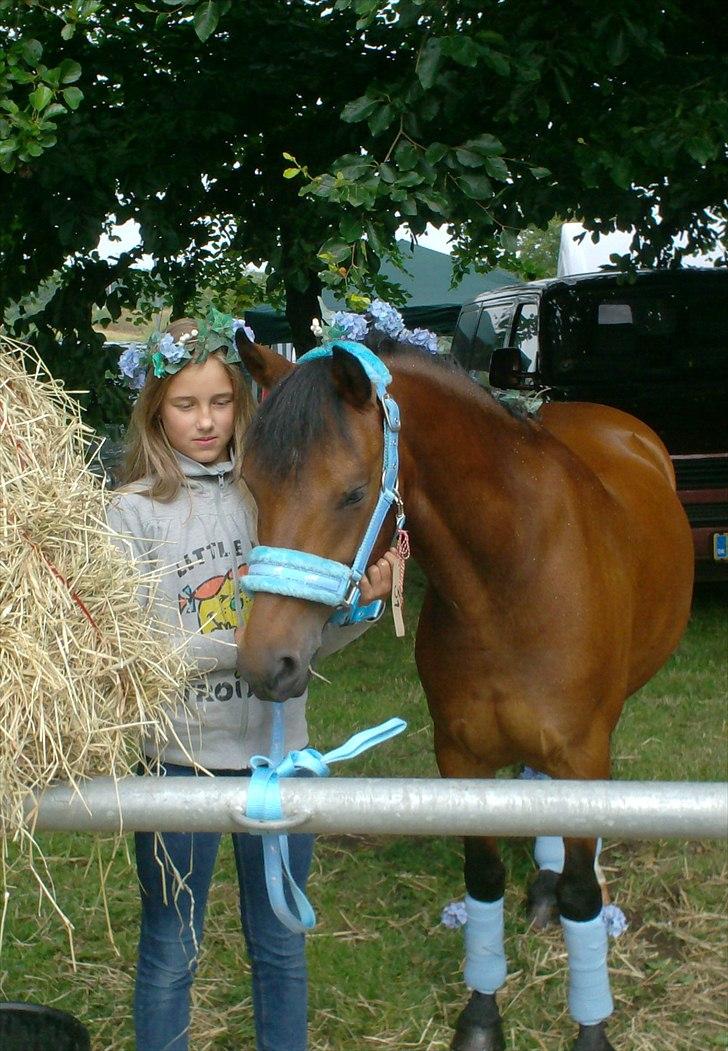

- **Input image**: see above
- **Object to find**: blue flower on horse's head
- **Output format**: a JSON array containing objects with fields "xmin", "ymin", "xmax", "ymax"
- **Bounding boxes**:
[
  {"xmin": 367, "ymin": 299, "xmax": 405, "ymax": 340},
  {"xmin": 331, "ymin": 311, "xmax": 369, "ymax": 342},
  {"xmin": 401, "ymin": 327, "xmax": 439, "ymax": 355}
]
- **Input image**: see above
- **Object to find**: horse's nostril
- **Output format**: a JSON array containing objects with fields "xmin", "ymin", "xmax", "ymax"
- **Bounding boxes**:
[
  {"xmin": 271, "ymin": 652, "xmax": 304, "ymax": 699},
  {"xmin": 279, "ymin": 654, "xmax": 298, "ymax": 677}
]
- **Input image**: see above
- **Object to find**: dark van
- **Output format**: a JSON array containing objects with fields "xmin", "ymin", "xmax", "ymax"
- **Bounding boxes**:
[{"xmin": 451, "ymin": 269, "xmax": 728, "ymax": 579}]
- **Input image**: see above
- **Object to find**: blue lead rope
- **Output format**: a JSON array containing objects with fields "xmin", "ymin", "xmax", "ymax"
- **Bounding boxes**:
[{"xmin": 246, "ymin": 704, "xmax": 406, "ymax": 933}]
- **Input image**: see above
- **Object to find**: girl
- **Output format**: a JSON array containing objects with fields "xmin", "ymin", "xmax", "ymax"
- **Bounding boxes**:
[{"xmin": 108, "ymin": 315, "xmax": 394, "ymax": 1051}]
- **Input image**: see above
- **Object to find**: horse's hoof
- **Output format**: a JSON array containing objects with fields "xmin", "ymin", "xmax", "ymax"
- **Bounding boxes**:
[
  {"xmin": 572, "ymin": 1021, "xmax": 615, "ymax": 1050},
  {"xmin": 526, "ymin": 868, "xmax": 560, "ymax": 929},
  {"xmin": 450, "ymin": 991, "xmax": 505, "ymax": 1051}
]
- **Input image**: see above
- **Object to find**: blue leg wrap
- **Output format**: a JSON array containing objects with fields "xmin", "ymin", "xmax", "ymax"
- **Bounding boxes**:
[
  {"xmin": 534, "ymin": 835, "xmax": 603, "ymax": 874},
  {"xmin": 534, "ymin": 835, "xmax": 565, "ymax": 873},
  {"xmin": 463, "ymin": 894, "xmax": 507, "ymax": 995},
  {"xmin": 561, "ymin": 914, "xmax": 614, "ymax": 1026}
]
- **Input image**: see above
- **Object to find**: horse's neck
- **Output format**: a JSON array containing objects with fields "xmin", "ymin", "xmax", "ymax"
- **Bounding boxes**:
[{"xmin": 389, "ymin": 356, "xmax": 536, "ymax": 601}]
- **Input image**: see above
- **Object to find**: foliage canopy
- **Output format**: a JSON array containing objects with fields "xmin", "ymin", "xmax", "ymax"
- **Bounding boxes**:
[{"xmin": 0, "ymin": 0, "xmax": 725, "ymax": 428}]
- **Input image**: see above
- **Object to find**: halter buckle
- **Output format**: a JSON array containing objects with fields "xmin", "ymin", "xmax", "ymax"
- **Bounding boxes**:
[{"xmin": 381, "ymin": 394, "xmax": 400, "ymax": 432}]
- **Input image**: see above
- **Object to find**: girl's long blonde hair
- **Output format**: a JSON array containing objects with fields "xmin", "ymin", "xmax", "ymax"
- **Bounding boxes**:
[{"xmin": 118, "ymin": 318, "xmax": 256, "ymax": 501}]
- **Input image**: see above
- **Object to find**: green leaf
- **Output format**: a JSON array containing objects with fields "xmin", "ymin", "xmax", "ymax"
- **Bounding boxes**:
[
  {"xmin": 417, "ymin": 38, "xmax": 441, "ymax": 90},
  {"xmin": 194, "ymin": 1, "xmax": 220, "ymax": 41},
  {"xmin": 425, "ymin": 142, "xmax": 448, "ymax": 165},
  {"xmin": 339, "ymin": 214, "xmax": 362, "ymax": 243},
  {"xmin": 500, "ymin": 228, "xmax": 518, "ymax": 253},
  {"xmin": 455, "ymin": 147, "xmax": 484, "ymax": 169},
  {"xmin": 441, "ymin": 36, "xmax": 480, "ymax": 68},
  {"xmin": 394, "ymin": 140, "xmax": 419, "ymax": 171},
  {"xmin": 342, "ymin": 95, "xmax": 377, "ymax": 123},
  {"xmin": 396, "ymin": 170, "xmax": 424, "ymax": 188},
  {"xmin": 609, "ymin": 30, "xmax": 628, "ymax": 66},
  {"xmin": 29, "ymin": 85, "xmax": 53, "ymax": 111},
  {"xmin": 456, "ymin": 173, "xmax": 493, "ymax": 199},
  {"xmin": 21, "ymin": 39, "xmax": 43, "ymax": 65},
  {"xmin": 379, "ymin": 162, "xmax": 396, "ymax": 184},
  {"xmin": 60, "ymin": 23, "xmax": 76, "ymax": 41},
  {"xmin": 416, "ymin": 190, "xmax": 449, "ymax": 216},
  {"xmin": 59, "ymin": 59, "xmax": 82, "ymax": 84},
  {"xmin": 465, "ymin": 133, "xmax": 504, "ymax": 157},
  {"xmin": 282, "ymin": 167, "xmax": 300, "ymax": 179},
  {"xmin": 45, "ymin": 103, "xmax": 68, "ymax": 119},
  {"xmin": 62, "ymin": 86, "xmax": 84, "ymax": 110},
  {"xmin": 529, "ymin": 166, "xmax": 550, "ymax": 180},
  {"xmin": 484, "ymin": 50, "xmax": 510, "ymax": 77},
  {"xmin": 368, "ymin": 103, "xmax": 395, "ymax": 137},
  {"xmin": 484, "ymin": 154, "xmax": 509, "ymax": 181},
  {"xmin": 318, "ymin": 238, "xmax": 351, "ymax": 264},
  {"xmin": 554, "ymin": 68, "xmax": 571, "ymax": 104},
  {"xmin": 686, "ymin": 137, "xmax": 718, "ymax": 165}
]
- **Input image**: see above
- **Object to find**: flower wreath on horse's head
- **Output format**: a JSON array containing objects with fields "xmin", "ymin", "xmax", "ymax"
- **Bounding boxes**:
[
  {"xmin": 310, "ymin": 298, "xmax": 440, "ymax": 355},
  {"xmin": 117, "ymin": 307, "xmax": 256, "ymax": 391}
]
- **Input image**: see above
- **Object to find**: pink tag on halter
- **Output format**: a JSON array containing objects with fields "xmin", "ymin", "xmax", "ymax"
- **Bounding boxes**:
[{"xmin": 391, "ymin": 528, "xmax": 410, "ymax": 638}]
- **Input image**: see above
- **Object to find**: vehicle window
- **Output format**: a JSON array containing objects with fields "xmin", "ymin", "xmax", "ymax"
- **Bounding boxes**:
[
  {"xmin": 511, "ymin": 302, "xmax": 539, "ymax": 372},
  {"xmin": 543, "ymin": 286, "xmax": 724, "ymax": 380},
  {"xmin": 451, "ymin": 305, "xmax": 480, "ymax": 365},
  {"xmin": 465, "ymin": 302, "xmax": 514, "ymax": 372}
]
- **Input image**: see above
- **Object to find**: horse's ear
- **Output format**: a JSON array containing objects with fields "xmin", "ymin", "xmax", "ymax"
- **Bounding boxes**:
[
  {"xmin": 234, "ymin": 329, "xmax": 294, "ymax": 390},
  {"xmin": 330, "ymin": 344, "xmax": 372, "ymax": 410}
]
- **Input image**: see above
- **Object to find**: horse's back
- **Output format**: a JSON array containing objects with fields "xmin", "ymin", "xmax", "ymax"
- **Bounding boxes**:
[{"xmin": 539, "ymin": 400, "xmax": 675, "ymax": 489}]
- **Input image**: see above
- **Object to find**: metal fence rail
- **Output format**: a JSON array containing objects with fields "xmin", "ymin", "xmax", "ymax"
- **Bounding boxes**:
[{"xmin": 23, "ymin": 777, "xmax": 728, "ymax": 840}]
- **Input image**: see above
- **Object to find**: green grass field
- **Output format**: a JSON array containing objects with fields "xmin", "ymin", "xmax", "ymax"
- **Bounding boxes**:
[{"xmin": 1, "ymin": 573, "xmax": 726, "ymax": 1050}]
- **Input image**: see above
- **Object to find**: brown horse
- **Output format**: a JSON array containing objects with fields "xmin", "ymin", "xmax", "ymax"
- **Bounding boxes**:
[{"xmin": 233, "ymin": 333, "xmax": 694, "ymax": 1051}]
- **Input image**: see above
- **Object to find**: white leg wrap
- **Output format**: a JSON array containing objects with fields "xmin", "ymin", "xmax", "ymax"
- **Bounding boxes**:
[
  {"xmin": 463, "ymin": 894, "xmax": 507, "ymax": 995},
  {"xmin": 534, "ymin": 835, "xmax": 602, "ymax": 874},
  {"xmin": 561, "ymin": 914, "xmax": 614, "ymax": 1026},
  {"xmin": 534, "ymin": 835, "xmax": 564, "ymax": 872}
]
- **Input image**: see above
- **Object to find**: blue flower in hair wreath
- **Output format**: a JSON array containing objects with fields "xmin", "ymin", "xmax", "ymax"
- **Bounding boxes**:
[{"xmin": 116, "ymin": 308, "xmax": 256, "ymax": 390}]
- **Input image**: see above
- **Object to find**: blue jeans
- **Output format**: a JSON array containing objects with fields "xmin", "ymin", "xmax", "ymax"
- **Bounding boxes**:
[{"xmin": 134, "ymin": 762, "xmax": 314, "ymax": 1051}]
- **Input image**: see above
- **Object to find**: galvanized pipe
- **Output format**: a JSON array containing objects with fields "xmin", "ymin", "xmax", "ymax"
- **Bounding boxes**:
[{"xmin": 23, "ymin": 777, "xmax": 728, "ymax": 839}]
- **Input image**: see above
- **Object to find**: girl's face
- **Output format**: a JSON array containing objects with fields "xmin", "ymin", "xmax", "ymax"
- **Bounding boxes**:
[{"xmin": 159, "ymin": 355, "xmax": 236, "ymax": 465}]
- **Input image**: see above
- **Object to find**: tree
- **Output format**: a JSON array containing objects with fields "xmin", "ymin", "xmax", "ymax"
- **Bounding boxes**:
[
  {"xmin": 298, "ymin": 0, "xmax": 727, "ymax": 292},
  {"xmin": 1, "ymin": 1, "xmax": 725, "ymax": 429}
]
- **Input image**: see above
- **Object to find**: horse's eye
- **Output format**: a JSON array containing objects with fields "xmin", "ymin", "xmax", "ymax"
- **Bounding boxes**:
[{"xmin": 340, "ymin": 486, "xmax": 366, "ymax": 508}]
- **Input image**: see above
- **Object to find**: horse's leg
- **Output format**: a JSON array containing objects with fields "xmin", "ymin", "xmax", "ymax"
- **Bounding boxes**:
[
  {"xmin": 554, "ymin": 744, "xmax": 615, "ymax": 1051},
  {"xmin": 450, "ymin": 835, "xmax": 507, "ymax": 1051},
  {"xmin": 434, "ymin": 735, "xmax": 506, "ymax": 1051}
]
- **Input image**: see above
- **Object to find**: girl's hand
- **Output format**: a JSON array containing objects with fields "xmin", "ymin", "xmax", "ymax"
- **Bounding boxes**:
[{"xmin": 359, "ymin": 549, "xmax": 397, "ymax": 604}]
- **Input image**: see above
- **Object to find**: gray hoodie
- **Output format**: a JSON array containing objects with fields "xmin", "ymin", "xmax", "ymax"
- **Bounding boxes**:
[{"xmin": 107, "ymin": 452, "xmax": 368, "ymax": 769}]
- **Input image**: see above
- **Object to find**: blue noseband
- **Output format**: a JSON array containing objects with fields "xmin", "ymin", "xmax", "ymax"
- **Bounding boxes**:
[{"xmin": 243, "ymin": 340, "xmax": 404, "ymax": 624}]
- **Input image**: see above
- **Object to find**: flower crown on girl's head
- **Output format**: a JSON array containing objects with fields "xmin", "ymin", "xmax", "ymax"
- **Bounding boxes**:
[
  {"xmin": 117, "ymin": 307, "xmax": 256, "ymax": 391},
  {"xmin": 310, "ymin": 298, "xmax": 440, "ymax": 355}
]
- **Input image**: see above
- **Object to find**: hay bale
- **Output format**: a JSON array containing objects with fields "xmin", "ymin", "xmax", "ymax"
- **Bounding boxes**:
[{"xmin": 0, "ymin": 336, "xmax": 188, "ymax": 838}]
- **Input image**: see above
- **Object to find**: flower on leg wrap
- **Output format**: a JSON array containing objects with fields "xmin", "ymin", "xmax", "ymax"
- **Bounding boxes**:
[
  {"xmin": 463, "ymin": 895, "xmax": 507, "ymax": 995},
  {"xmin": 561, "ymin": 914, "xmax": 614, "ymax": 1026}
]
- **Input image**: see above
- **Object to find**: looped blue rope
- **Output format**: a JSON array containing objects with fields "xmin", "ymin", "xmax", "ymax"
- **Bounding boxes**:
[{"xmin": 246, "ymin": 704, "xmax": 406, "ymax": 933}]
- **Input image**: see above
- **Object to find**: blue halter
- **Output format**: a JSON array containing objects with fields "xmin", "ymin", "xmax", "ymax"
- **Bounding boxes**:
[{"xmin": 243, "ymin": 340, "xmax": 404, "ymax": 624}]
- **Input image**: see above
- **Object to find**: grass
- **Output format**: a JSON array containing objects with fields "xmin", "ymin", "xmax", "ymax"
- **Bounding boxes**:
[{"xmin": 1, "ymin": 570, "xmax": 726, "ymax": 1050}]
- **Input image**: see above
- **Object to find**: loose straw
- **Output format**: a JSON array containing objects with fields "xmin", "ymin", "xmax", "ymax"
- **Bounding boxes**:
[{"xmin": 0, "ymin": 336, "xmax": 192, "ymax": 942}]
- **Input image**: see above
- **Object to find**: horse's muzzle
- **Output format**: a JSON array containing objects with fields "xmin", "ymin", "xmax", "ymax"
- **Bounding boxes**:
[{"xmin": 237, "ymin": 646, "xmax": 309, "ymax": 702}]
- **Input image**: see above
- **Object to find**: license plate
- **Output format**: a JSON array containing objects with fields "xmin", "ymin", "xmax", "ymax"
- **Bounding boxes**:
[{"xmin": 714, "ymin": 533, "xmax": 728, "ymax": 561}]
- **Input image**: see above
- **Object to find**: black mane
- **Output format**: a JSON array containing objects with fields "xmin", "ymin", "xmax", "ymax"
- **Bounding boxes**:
[
  {"xmin": 244, "ymin": 358, "xmax": 350, "ymax": 480},
  {"xmin": 244, "ymin": 343, "xmax": 533, "ymax": 479}
]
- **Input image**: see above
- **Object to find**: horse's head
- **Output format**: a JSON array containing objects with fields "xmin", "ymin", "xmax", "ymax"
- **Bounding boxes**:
[{"xmin": 234, "ymin": 330, "xmax": 393, "ymax": 700}]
